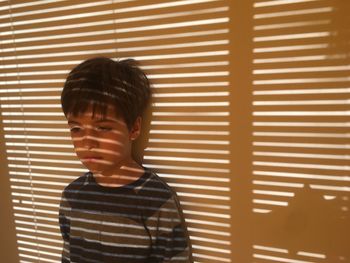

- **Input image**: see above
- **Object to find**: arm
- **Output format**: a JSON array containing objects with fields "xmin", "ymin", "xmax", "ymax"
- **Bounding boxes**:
[
  {"xmin": 59, "ymin": 194, "xmax": 71, "ymax": 263},
  {"xmin": 150, "ymin": 194, "xmax": 193, "ymax": 263}
]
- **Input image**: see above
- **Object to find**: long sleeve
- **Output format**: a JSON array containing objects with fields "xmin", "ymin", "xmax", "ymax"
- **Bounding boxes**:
[
  {"xmin": 148, "ymin": 194, "xmax": 193, "ymax": 263},
  {"xmin": 59, "ymin": 193, "xmax": 71, "ymax": 263}
]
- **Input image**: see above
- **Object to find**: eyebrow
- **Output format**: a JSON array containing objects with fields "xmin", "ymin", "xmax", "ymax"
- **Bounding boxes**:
[
  {"xmin": 67, "ymin": 119, "xmax": 117, "ymax": 125},
  {"xmin": 96, "ymin": 119, "xmax": 116, "ymax": 122},
  {"xmin": 67, "ymin": 120, "xmax": 78, "ymax": 125}
]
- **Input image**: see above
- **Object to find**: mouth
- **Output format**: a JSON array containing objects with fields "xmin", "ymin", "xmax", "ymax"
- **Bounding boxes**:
[{"xmin": 81, "ymin": 156, "xmax": 103, "ymax": 162}]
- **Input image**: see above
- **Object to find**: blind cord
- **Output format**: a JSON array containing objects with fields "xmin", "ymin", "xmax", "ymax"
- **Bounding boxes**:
[{"xmin": 6, "ymin": 0, "xmax": 41, "ymax": 261}]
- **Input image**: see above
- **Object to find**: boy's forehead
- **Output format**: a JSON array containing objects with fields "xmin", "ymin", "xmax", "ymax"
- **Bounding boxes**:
[{"xmin": 67, "ymin": 103, "xmax": 120, "ymax": 122}]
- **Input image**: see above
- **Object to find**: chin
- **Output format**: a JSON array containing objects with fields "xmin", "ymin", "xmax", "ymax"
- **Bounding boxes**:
[{"xmin": 83, "ymin": 164, "xmax": 101, "ymax": 173}]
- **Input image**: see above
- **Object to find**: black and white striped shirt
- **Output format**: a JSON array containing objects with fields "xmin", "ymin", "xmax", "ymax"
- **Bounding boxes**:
[{"xmin": 59, "ymin": 169, "xmax": 192, "ymax": 262}]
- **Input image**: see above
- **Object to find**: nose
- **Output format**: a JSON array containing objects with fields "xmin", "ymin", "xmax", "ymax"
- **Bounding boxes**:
[{"xmin": 82, "ymin": 128, "xmax": 99, "ymax": 149}]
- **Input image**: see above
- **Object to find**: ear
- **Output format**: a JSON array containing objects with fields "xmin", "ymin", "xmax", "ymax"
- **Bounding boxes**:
[{"xmin": 129, "ymin": 116, "xmax": 142, "ymax": 141}]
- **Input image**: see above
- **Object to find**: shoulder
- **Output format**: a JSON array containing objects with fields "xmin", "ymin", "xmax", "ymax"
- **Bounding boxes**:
[
  {"xmin": 62, "ymin": 172, "xmax": 91, "ymax": 198},
  {"xmin": 137, "ymin": 168, "xmax": 176, "ymax": 197},
  {"xmin": 136, "ymin": 168, "xmax": 184, "ymax": 215}
]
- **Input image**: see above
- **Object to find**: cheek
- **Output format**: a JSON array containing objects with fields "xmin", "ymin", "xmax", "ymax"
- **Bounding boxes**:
[
  {"xmin": 102, "ymin": 136, "xmax": 132, "ymax": 155},
  {"xmin": 69, "ymin": 135, "xmax": 86, "ymax": 158},
  {"xmin": 70, "ymin": 136, "xmax": 82, "ymax": 148},
  {"xmin": 100, "ymin": 137, "xmax": 130, "ymax": 152},
  {"xmin": 72, "ymin": 139, "xmax": 81, "ymax": 148}
]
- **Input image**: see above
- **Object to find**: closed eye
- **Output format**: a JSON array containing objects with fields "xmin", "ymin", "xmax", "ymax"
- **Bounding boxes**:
[
  {"xmin": 69, "ymin": 125, "xmax": 82, "ymax": 133},
  {"xmin": 96, "ymin": 126, "xmax": 113, "ymax": 132}
]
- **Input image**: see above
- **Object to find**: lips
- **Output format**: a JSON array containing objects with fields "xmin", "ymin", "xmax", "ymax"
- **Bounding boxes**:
[{"xmin": 82, "ymin": 156, "xmax": 103, "ymax": 162}]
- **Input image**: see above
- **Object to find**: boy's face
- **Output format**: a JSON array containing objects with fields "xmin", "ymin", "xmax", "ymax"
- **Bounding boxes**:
[{"xmin": 67, "ymin": 104, "xmax": 140, "ymax": 176}]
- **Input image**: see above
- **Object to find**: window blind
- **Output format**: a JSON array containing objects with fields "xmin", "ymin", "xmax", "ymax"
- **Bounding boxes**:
[
  {"xmin": 1, "ymin": 0, "xmax": 349, "ymax": 263},
  {"xmin": 252, "ymin": 0, "xmax": 349, "ymax": 262},
  {"xmin": 0, "ymin": 0, "xmax": 232, "ymax": 262}
]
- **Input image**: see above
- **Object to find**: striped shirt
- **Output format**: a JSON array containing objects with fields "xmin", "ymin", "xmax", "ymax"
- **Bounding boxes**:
[{"xmin": 59, "ymin": 169, "xmax": 192, "ymax": 263}]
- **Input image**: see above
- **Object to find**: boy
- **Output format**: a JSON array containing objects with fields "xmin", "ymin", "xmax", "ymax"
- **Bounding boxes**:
[{"xmin": 59, "ymin": 57, "xmax": 193, "ymax": 262}]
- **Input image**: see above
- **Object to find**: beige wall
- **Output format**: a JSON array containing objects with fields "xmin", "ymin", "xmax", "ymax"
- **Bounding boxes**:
[{"xmin": 0, "ymin": 0, "xmax": 349, "ymax": 262}]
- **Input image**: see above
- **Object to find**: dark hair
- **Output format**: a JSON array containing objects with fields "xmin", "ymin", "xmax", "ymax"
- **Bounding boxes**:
[{"xmin": 61, "ymin": 57, "xmax": 152, "ymax": 130}]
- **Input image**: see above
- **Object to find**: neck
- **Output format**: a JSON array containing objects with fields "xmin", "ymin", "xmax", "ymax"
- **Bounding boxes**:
[{"xmin": 94, "ymin": 159, "xmax": 145, "ymax": 187}]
